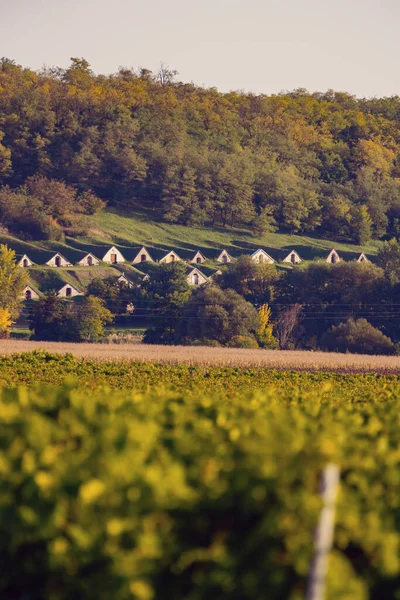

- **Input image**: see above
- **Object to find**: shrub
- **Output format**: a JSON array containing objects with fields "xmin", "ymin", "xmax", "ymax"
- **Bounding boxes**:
[
  {"xmin": 321, "ymin": 318, "xmax": 395, "ymax": 355},
  {"xmin": 227, "ymin": 335, "xmax": 259, "ymax": 349}
]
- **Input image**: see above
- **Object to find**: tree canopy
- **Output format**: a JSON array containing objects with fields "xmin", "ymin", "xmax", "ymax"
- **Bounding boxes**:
[{"xmin": 3, "ymin": 59, "xmax": 400, "ymax": 240}]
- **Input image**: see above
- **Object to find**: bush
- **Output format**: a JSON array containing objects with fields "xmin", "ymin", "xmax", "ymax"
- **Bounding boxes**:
[
  {"xmin": 227, "ymin": 335, "xmax": 259, "ymax": 349},
  {"xmin": 321, "ymin": 318, "xmax": 395, "ymax": 355}
]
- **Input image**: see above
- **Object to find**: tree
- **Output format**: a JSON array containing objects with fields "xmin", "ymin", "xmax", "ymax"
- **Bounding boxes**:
[
  {"xmin": 0, "ymin": 308, "xmax": 12, "ymax": 338},
  {"xmin": 350, "ymin": 205, "xmax": 372, "ymax": 245},
  {"xmin": 274, "ymin": 304, "xmax": 303, "ymax": 350},
  {"xmin": 0, "ymin": 244, "xmax": 27, "ymax": 319},
  {"xmin": 257, "ymin": 304, "xmax": 278, "ymax": 349},
  {"xmin": 177, "ymin": 286, "xmax": 260, "ymax": 346},
  {"xmin": 376, "ymin": 238, "xmax": 400, "ymax": 284},
  {"xmin": 321, "ymin": 318, "xmax": 395, "ymax": 355},
  {"xmin": 75, "ymin": 296, "xmax": 113, "ymax": 342},
  {"xmin": 30, "ymin": 292, "xmax": 74, "ymax": 341},
  {"xmin": 87, "ymin": 277, "xmax": 133, "ymax": 314},
  {"xmin": 221, "ymin": 256, "xmax": 280, "ymax": 306},
  {"xmin": 141, "ymin": 263, "xmax": 190, "ymax": 344},
  {"xmin": 282, "ymin": 261, "xmax": 388, "ymax": 343},
  {"xmin": 30, "ymin": 293, "xmax": 113, "ymax": 342}
]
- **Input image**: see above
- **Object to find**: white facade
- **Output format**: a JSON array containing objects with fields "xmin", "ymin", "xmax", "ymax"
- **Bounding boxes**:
[
  {"xmin": 102, "ymin": 246, "xmax": 125, "ymax": 264},
  {"xmin": 132, "ymin": 246, "xmax": 154, "ymax": 264},
  {"xmin": 251, "ymin": 249, "xmax": 275, "ymax": 264},
  {"xmin": 357, "ymin": 252, "xmax": 370, "ymax": 263},
  {"xmin": 18, "ymin": 254, "xmax": 34, "ymax": 268},
  {"xmin": 191, "ymin": 251, "xmax": 206, "ymax": 265},
  {"xmin": 282, "ymin": 250, "xmax": 302, "ymax": 265},
  {"xmin": 326, "ymin": 249, "xmax": 341, "ymax": 264},
  {"xmin": 22, "ymin": 285, "xmax": 39, "ymax": 300},
  {"xmin": 117, "ymin": 273, "xmax": 134, "ymax": 288},
  {"xmin": 187, "ymin": 268, "xmax": 208, "ymax": 286},
  {"xmin": 78, "ymin": 253, "xmax": 100, "ymax": 267},
  {"xmin": 46, "ymin": 253, "xmax": 72, "ymax": 268},
  {"xmin": 57, "ymin": 284, "xmax": 83, "ymax": 298},
  {"xmin": 216, "ymin": 249, "xmax": 232, "ymax": 264},
  {"xmin": 159, "ymin": 250, "xmax": 181, "ymax": 264}
]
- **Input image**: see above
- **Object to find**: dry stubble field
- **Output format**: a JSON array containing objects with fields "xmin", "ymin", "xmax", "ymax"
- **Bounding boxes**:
[{"xmin": 1, "ymin": 339, "xmax": 400, "ymax": 374}]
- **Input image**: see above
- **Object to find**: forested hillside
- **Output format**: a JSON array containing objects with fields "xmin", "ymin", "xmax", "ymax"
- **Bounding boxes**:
[{"xmin": 2, "ymin": 57, "xmax": 400, "ymax": 244}]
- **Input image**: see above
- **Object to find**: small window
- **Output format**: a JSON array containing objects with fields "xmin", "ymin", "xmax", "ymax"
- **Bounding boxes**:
[
  {"xmin": 87, "ymin": 256, "xmax": 93, "ymax": 266},
  {"xmin": 258, "ymin": 255, "xmax": 264, "ymax": 263},
  {"xmin": 111, "ymin": 253, "xmax": 117, "ymax": 264},
  {"xmin": 23, "ymin": 258, "xmax": 29, "ymax": 267},
  {"xmin": 55, "ymin": 256, "xmax": 61, "ymax": 267},
  {"xmin": 66, "ymin": 287, "xmax": 72, "ymax": 297},
  {"xmin": 291, "ymin": 253, "xmax": 296, "ymax": 264},
  {"xmin": 25, "ymin": 289, "xmax": 32, "ymax": 300},
  {"xmin": 332, "ymin": 254, "xmax": 337, "ymax": 264},
  {"xmin": 196, "ymin": 256, "xmax": 201, "ymax": 264},
  {"xmin": 140, "ymin": 254, "xmax": 146, "ymax": 262},
  {"xmin": 222, "ymin": 255, "xmax": 228, "ymax": 263},
  {"xmin": 193, "ymin": 273, "xmax": 199, "ymax": 285},
  {"xmin": 170, "ymin": 255, "xmax": 175, "ymax": 262}
]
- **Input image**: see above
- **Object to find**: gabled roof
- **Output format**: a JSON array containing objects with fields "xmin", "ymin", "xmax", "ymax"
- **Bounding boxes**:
[
  {"xmin": 251, "ymin": 249, "xmax": 275, "ymax": 263},
  {"xmin": 24, "ymin": 284, "xmax": 40, "ymax": 295},
  {"xmin": 191, "ymin": 250, "xmax": 207, "ymax": 263},
  {"xmin": 46, "ymin": 252, "xmax": 72, "ymax": 266},
  {"xmin": 18, "ymin": 254, "xmax": 34, "ymax": 266},
  {"xmin": 186, "ymin": 267, "xmax": 208, "ymax": 285},
  {"xmin": 57, "ymin": 283, "xmax": 83, "ymax": 294},
  {"xmin": 357, "ymin": 252, "xmax": 370, "ymax": 263},
  {"xmin": 102, "ymin": 246, "xmax": 126, "ymax": 261},
  {"xmin": 78, "ymin": 252, "xmax": 100, "ymax": 264},
  {"xmin": 132, "ymin": 246, "xmax": 155, "ymax": 263},
  {"xmin": 159, "ymin": 250, "xmax": 182, "ymax": 263},
  {"xmin": 326, "ymin": 249, "xmax": 341, "ymax": 263},
  {"xmin": 117, "ymin": 273, "xmax": 134, "ymax": 288},
  {"xmin": 282, "ymin": 249, "xmax": 302, "ymax": 263},
  {"xmin": 216, "ymin": 249, "xmax": 232, "ymax": 262}
]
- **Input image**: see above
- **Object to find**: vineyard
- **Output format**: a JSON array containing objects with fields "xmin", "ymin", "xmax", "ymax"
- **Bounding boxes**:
[{"xmin": 1, "ymin": 352, "xmax": 400, "ymax": 599}]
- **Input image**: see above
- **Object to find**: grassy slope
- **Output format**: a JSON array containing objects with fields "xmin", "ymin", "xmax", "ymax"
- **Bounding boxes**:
[
  {"xmin": 85, "ymin": 209, "xmax": 380, "ymax": 260},
  {"xmin": 1, "ymin": 209, "xmax": 382, "ymax": 293}
]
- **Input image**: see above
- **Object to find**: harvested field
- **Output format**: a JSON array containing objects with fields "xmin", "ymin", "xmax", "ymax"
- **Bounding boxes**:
[{"xmin": 1, "ymin": 339, "xmax": 400, "ymax": 374}]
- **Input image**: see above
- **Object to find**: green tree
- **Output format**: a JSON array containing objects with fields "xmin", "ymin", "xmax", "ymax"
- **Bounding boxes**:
[
  {"xmin": 87, "ymin": 277, "xmax": 132, "ymax": 314},
  {"xmin": 221, "ymin": 255, "xmax": 280, "ymax": 305},
  {"xmin": 75, "ymin": 296, "xmax": 113, "ymax": 342},
  {"xmin": 0, "ymin": 244, "xmax": 27, "ymax": 318},
  {"xmin": 376, "ymin": 238, "xmax": 400, "ymax": 284},
  {"xmin": 177, "ymin": 286, "xmax": 260, "ymax": 346},
  {"xmin": 141, "ymin": 262, "xmax": 190, "ymax": 344},
  {"xmin": 321, "ymin": 318, "xmax": 395, "ymax": 355},
  {"xmin": 350, "ymin": 205, "xmax": 373, "ymax": 245},
  {"xmin": 30, "ymin": 292, "xmax": 74, "ymax": 341}
]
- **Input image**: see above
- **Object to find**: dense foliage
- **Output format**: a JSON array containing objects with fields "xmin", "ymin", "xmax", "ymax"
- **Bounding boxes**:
[
  {"xmin": 30, "ymin": 293, "xmax": 113, "ymax": 342},
  {"xmin": 1, "ymin": 359, "xmax": 400, "ymax": 599},
  {"xmin": 3, "ymin": 58, "xmax": 400, "ymax": 240},
  {"xmin": 0, "ymin": 244, "xmax": 27, "ymax": 322},
  {"xmin": 321, "ymin": 318, "xmax": 395, "ymax": 355},
  {"xmin": 0, "ymin": 176, "xmax": 104, "ymax": 241}
]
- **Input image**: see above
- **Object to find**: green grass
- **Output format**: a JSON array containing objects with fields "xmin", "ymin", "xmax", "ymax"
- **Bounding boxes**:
[
  {"xmin": 85, "ymin": 209, "xmax": 380, "ymax": 261},
  {"xmin": 1, "ymin": 209, "xmax": 382, "ymax": 289}
]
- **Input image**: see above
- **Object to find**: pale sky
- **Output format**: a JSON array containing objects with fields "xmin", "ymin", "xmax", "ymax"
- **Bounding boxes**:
[{"xmin": 1, "ymin": 0, "xmax": 399, "ymax": 97}]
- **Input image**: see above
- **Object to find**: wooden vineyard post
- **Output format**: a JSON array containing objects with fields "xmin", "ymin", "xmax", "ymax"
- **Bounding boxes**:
[{"xmin": 306, "ymin": 463, "xmax": 340, "ymax": 600}]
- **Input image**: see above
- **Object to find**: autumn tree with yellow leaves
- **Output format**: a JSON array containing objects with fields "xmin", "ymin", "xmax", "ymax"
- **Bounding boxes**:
[{"xmin": 0, "ymin": 244, "xmax": 27, "ymax": 325}]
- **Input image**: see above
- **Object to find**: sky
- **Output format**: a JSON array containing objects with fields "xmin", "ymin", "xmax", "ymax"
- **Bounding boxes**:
[{"xmin": 1, "ymin": 0, "xmax": 399, "ymax": 97}]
